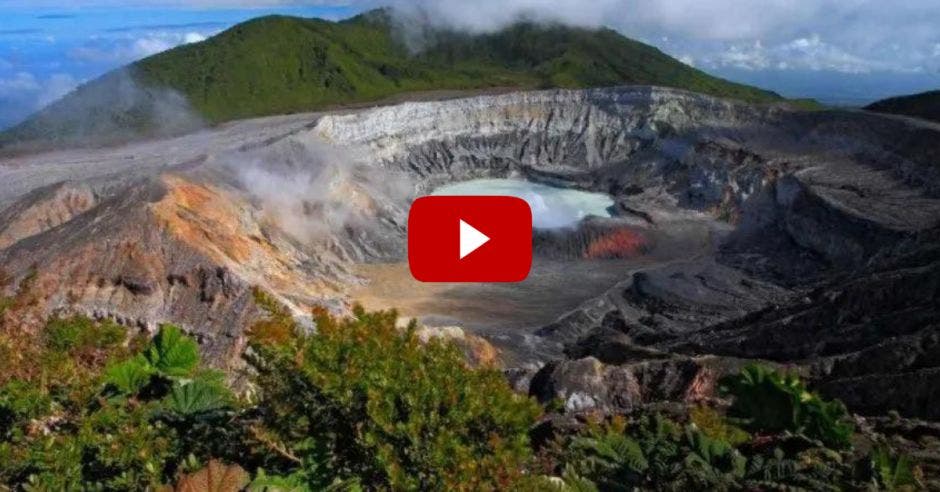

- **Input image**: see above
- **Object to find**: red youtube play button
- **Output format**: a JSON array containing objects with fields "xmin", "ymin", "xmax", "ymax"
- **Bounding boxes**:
[{"xmin": 408, "ymin": 195, "xmax": 532, "ymax": 282}]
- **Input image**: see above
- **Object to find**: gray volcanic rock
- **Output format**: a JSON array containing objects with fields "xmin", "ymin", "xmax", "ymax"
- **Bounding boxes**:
[
  {"xmin": 667, "ymin": 229, "xmax": 940, "ymax": 418},
  {"xmin": 0, "ymin": 182, "xmax": 98, "ymax": 250},
  {"xmin": 534, "ymin": 259, "xmax": 791, "ymax": 348},
  {"xmin": 2, "ymin": 86, "xmax": 940, "ymax": 419},
  {"xmin": 528, "ymin": 353, "xmax": 753, "ymax": 414}
]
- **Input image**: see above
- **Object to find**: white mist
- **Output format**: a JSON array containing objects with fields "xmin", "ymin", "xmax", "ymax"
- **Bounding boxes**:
[{"xmin": 433, "ymin": 178, "xmax": 613, "ymax": 228}]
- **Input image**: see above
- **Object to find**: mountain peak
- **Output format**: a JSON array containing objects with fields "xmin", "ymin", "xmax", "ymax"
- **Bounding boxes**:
[{"xmin": 0, "ymin": 13, "xmax": 781, "ymax": 151}]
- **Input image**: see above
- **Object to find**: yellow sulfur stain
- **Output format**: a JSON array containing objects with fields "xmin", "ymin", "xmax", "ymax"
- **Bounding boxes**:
[
  {"xmin": 150, "ymin": 174, "xmax": 340, "ymax": 313},
  {"xmin": 151, "ymin": 174, "xmax": 256, "ymax": 264}
]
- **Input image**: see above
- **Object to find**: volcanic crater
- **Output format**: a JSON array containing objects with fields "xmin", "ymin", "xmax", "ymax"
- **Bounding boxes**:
[{"xmin": 2, "ymin": 86, "xmax": 940, "ymax": 417}]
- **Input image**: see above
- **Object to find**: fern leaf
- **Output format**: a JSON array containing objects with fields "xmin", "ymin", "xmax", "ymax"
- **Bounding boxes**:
[
  {"xmin": 147, "ymin": 324, "xmax": 200, "ymax": 378},
  {"xmin": 104, "ymin": 354, "xmax": 154, "ymax": 395},
  {"xmin": 166, "ymin": 379, "xmax": 232, "ymax": 416}
]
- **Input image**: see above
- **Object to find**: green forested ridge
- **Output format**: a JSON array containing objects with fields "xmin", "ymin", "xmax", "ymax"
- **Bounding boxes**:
[
  {"xmin": 133, "ymin": 11, "xmax": 782, "ymax": 122},
  {"xmin": 1, "ymin": 9, "xmax": 786, "ymax": 147}
]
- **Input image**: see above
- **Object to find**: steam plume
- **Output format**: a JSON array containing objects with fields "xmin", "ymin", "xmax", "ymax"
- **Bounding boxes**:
[{"xmin": 231, "ymin": 138, "xmax": 413, "ymax": 244}]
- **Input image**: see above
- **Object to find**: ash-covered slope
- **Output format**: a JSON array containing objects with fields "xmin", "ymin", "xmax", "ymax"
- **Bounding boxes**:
[{"xmin": 2, "ymin": 86, "xmax": 940, "ymax": 419}]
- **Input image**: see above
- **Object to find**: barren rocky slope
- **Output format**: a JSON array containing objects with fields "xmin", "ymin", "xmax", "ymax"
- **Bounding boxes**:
[{"xmin": 2, "ymin": 86, "xmax": 939, "ymax": 418}]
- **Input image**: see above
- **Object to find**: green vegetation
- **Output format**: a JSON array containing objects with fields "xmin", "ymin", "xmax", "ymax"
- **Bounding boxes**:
[
  {"xmin": 247, "ymin": 304, "xmax": 540, "ymax": 490},
  {"xmin": 720, "ymin": 364, "xmax": 854, "ymax": 449},
  {"xmin": 1, "ymin": 9, "xmax": 787, "ymax": 147},
  {"xmin": 135, "ymin": 11, "xmax": 781, "ymax": 123},
  {"xmin": 873, "ymin": 446, "xmax": 921, "ymax": 491},
  {"xmin": 867, "ymin": 89, "xmax": 940, "ymax": 124},
  {"xmin": 549, "ymin": 411, "xmax": 901, "ymax": 491},
  {"xmin": 0, "ymin": 303, "xmax": 925, "ymax": 490},
  {"xmin": 538, "ymin": 365, "xmax": 922, "ymax": 490},
  {"xmin": 0, "ymin": 319, "xmax": 239, "ymax": 490},
  {"xmin": 0, "ymin": 304, "xmax": 540, "ymax": 490},
  {"xmin": 0, "ymin": 296, "xmax": 12, "ymax": 318},
  {"xmin": 688, "ymin": 405, "xmax": 750, "ymax": 447},
  {"xmin": 554, "ymin": 414, "xmax": 753, "ymax": 490}
]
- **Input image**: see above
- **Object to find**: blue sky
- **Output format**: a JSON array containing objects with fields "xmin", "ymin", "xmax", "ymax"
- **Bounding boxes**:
[{"xmin": 1, "ymin": 1, "xmax": 939, "ymax": 129}]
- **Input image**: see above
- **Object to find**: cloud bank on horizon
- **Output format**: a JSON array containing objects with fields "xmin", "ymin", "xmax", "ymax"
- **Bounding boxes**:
[
  {"xmin": 0, "ymin": 0, "xmax": 938, "ymax": 129},
  {"xmin": 381, "ymin": 0, "xmax": 940, "ymax": 76},
  {"xmin": 382, "ymin": 0, "xmax": 940, "ymax": 104}
]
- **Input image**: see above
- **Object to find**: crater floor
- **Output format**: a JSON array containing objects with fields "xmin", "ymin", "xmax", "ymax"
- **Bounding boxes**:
[{"xmin": 353, "ymin": 258, "xmax": 649, "ymax": 331}]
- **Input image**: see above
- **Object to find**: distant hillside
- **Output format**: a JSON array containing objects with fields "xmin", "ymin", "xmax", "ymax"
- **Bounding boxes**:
[
  {"xmin": 866, "ymin": 90, "xmax": 940, "ymax": 124},
  {"xmin": 1, "ymin": 9, "xmax": 784, "ymax": 149}
]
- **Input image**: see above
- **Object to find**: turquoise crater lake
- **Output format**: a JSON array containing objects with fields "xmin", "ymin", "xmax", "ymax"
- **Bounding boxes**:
[{"xmin": 433, "ymin": 179, "xmax": 615, "ymax": 229}]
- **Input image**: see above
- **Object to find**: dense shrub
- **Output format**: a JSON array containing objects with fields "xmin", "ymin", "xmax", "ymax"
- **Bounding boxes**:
[
  {"xmin": 556, "ymin": 411, "xmax": 865, "ymax": 491},
  {"xmin": 720, "ymin": 364, "xmax": 854, "ymax": 448},
  {"xmin": 0, "ymin": 318, "xmax": 237, "ymax": 489},
  {"xmin": 245, "ymin": 287, "xmax": 297, "ymax": 347},
  {"xmin": 1, "ymin": 305, "xmax": 542, "ymax": 490},
  {"xmin": 0, "ymin": 309, "xmax": 924, "ymax": 490},
  {"xmin": 44, "ymin": 315, "xmax": 126, "ymax": 353},
  {"xmin": 560, "ymin": 413, "xmax": 748, "ymax": 491},
  {"xmin": 688, "ymin": 405, "xmax": 749, "ymax": 447},
  {"xmin": 248, "ymin": 305, "xmax": 541, "ymax": 491}
]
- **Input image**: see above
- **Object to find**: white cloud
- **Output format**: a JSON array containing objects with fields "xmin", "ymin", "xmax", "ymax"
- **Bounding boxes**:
[
  {"xmin": 386, "ymin": 0, "xmax": 616, "ymax": 32},
  {"xmin": 0, "ymin": 72, "xmax": 78, "ymax": 104},
  {"xmin": 35, "ymin": 73, "xmax": 78, "ymax": 108},
  {"xmin": 0, "ymin": 72, "xmax": 41, "ymax": 97},
  {"xmin": 0, "ymin": 0, "xmax": 338, "ymax": 6},
  {"xmin": 702, "ymin": 34, "xmax": 879, "ymax": 74},
  {"xmin": 7, "ymin": 1, "xmax": 940, "ymax": 75},
  {"xmin": 708, "ymin": 41, "xmax": 770, "ymax": 71},
  {"xmin": 69, "ymin": 30, "xmax": 214, "ymax": 64},
  {"xmin": 378, "ymin": 0, "xmax": 818, "ymax": 39},
  {"xmin": 131, "ymin": 37, "xmax": 175, "ymax": 58},
  {"xmin": 778, "ymin": 35, "xmax": 875, "ymax": 73},
  {"xmin": 375, "ymin": 0, "xmax": 940, "ymax": 74},
  {"xmin": 0, "ymin": 71, "xmax": 80, "ymax": 121},
  {"xmin": 183, "ymin": 32, "xmax": 208, "ymax": 44}
]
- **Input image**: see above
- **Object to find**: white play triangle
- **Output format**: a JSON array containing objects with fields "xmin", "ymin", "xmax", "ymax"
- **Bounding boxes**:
[{"xmin": 459, "ymin": 219, "xmax": 490, "ymax": 259}]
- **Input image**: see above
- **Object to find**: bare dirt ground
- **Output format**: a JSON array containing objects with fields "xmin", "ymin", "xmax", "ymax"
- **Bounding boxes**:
[
  {"xmin": 351, "ymin": 258, "xmax": 653, "ymax": 331},
  {"xmin": 351, "ymin": 215, "xmax": 723, "ymax": 332}
]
